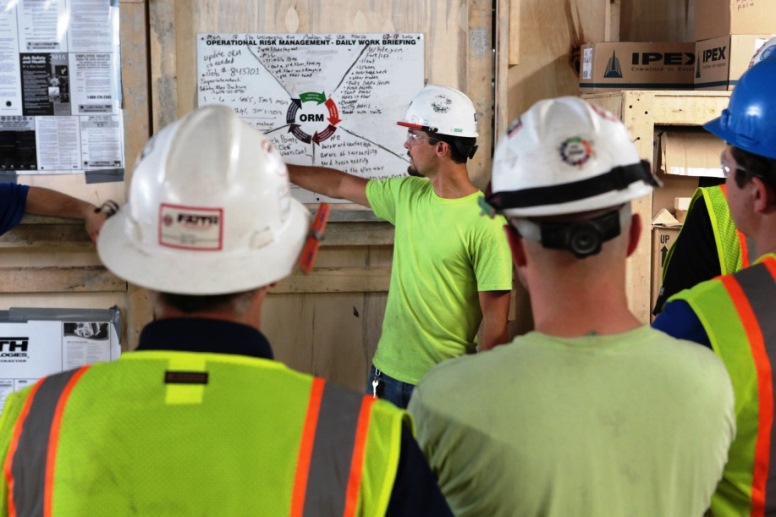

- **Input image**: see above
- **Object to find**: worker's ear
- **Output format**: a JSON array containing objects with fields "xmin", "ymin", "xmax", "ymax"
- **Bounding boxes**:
[
  {"xmin": 504, "ymin": 224, "xmax": 527, "ymax": 268},
  {"xmin": 435, "ymin": 140, "xmax": 450, "ymax": 157},
  {"xmin": 752, "ymin": 176, "xmax": 776, "ymax": 212},
  {"xmin": 626, "ymin": 213, "xmax": 642, "ymax": 258}
]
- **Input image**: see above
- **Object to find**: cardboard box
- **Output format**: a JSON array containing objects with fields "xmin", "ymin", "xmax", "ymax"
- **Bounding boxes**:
[
  {"xmin": 658, "ymin": 131, "xmax": 725, "ymax": 177},
  {"xmin": 675, "ymin": 197, "xmax": 692, "ymax": 223},
  {"xmin": 580, "ymin": 42, "xmax": 696, "ymax": 92},
  {"xmin": 695, "ymin": 34, "xmax": 776, "ymax": 90},
  {"xmin": 0, "ymin": 307, "xmax": 121, "ymax": 413},
  {"xmin": 652, "ymin": 171, "xmax": 700, "ymax": 221},
  {"xmin": 651, "ymin": 211, "xmax": 682, "ymax": 315},
  {"xmin": 694, "ymin": 0, "xmax": 776, "ymax": 41}
]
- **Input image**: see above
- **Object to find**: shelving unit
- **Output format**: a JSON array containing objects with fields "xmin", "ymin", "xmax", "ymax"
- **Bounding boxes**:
[{"xmin": 583, "ymin": 90, "xmax": 732, "ymax": 322}]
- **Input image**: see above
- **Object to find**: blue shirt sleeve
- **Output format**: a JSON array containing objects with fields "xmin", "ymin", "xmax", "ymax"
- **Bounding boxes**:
[
  {"xmin": 0, "ymin": 183, "xmax": 30, "ymax": 235},
  {"xmin": 652, "ymin": 299, "xmax": 713, "ymax": 349}
]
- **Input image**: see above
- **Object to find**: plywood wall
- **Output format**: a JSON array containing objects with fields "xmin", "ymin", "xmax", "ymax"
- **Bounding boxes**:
[
  {"xmin": 620, "ymin": 0, "xmax": 694, "ymax": 42},
  {"xmin": 0, "ymin": 0, "xmax": 152, "ymax": 349},
  {"xmin": 504, "ymin": 0, "xmax": 612, "ymax": 122}
]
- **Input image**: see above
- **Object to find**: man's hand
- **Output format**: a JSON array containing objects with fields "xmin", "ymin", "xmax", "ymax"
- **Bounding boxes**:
[
  {"xmin": 85, "ymin": 201, "xmax": 118, "ymax": 243},
  {"xmin": 25, "ymin": 186, "xmax": 117, "ymax": 243}
]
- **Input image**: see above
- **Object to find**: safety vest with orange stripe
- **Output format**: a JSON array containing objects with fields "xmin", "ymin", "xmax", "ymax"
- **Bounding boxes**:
[
  {"xmin": 670, "ymin": 254, "xmax": 776, "ymax": 517},
  {"xmin": 0, "ymin": 351, "xmax": 409, "ymax": 516},
  {"xmin": 662, "ymin": 185, "xmax": 751, "ymax": 283}
]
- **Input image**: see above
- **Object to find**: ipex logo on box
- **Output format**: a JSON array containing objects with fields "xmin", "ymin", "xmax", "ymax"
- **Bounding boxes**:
[
  {"xmin": 695, "ymin": 35, "xmax": 775, "ymax": 90},
  {"xmin": 580, "ymin": 42, "xmax": 696, "ymax": 92}
]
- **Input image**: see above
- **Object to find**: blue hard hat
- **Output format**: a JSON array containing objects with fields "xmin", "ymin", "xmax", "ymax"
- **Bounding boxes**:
[{"xmin": 705, "ymin": 56, "xmax": 776, "ymax": 160}]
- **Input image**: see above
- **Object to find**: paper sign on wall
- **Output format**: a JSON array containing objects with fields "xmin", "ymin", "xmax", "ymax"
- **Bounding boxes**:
[
  {"xmin": 196, "ymin": 33, "xmax": 425, "ymax": 203},
  {"xmin": 0, "ymin": 308, "xmax": 121, "ymax": 413}
]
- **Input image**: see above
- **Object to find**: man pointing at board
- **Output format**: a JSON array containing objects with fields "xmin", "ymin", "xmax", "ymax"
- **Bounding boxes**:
[{"xmin": 287, "ymin": 85, "xmax": 513, "ymax": 409}]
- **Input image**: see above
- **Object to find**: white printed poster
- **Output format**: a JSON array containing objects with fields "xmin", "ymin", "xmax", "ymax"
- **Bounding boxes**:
[
  {"xmin": 197, "ymin": 33, "xmax": 424, "ymax": 203},
  {"xmin": 0, "ymin": 315, "xmax": 121, "ymax": 413},
  {"xmin": 0, "ymin": 0, "xmax": 124, "ymax": 176}
]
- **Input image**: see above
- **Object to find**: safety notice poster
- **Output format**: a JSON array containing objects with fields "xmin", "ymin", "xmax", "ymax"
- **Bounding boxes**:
[
  {"xmin": 0, "ymin": 309, "xmax": 121, "ymax": 414},
  {"xmin": 196, "ymin": 33, "xmax": 424, "ymax": 203},
  {"xmin": 0, "ymin": 0, "xmax": 124, "ymax": 176}
]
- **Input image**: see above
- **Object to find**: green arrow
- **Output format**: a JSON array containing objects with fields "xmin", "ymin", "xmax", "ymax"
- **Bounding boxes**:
[{"xmin": 299, "ymin": 91, "xmax": 326, "ymax": 104}]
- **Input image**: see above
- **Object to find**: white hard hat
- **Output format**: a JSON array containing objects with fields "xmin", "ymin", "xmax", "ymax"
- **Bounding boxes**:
[
  {"xmin": 749, "ymin": 36, "xmax": 776, "ymax": 68},
  {"xmin": 487, "ymin": 96, "xmax": 657, "ymax": 218},
  {"xmin": 98, "ymin": 105, "xmax": 310, "ymax": 295},
  {"xmin": 397, "ymin": 85, "xmax": 479, "ymax": 138}
]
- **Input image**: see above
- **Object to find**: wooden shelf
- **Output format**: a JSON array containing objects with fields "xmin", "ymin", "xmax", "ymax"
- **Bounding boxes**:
[{"xmin": 583, "ymin": 90, "xmax": 731, "ymax": 322}]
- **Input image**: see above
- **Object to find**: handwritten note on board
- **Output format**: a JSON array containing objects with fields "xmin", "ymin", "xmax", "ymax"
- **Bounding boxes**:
[{"xmin": 197, "ymin": 33, "xmax": 424, "ymax": 203}]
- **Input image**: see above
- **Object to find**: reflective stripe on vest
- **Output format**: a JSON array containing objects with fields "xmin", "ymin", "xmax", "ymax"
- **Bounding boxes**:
[
  {"xmin": 723, "ymin": 259, "xmax": 776, "ymax": 516},
  {"xmin": 292, "ymin": 378, "xmax": 377, "ymax": 517},
  {"xmin": 712, "ymin": 184, "xmax": 751, "ymax": 273},
  {"xmin": 7, "ymin": 368, "xmax": 377, "ymax": 517},
  {"xmin": 5, "ymin": 366, "xmax": 90, "ymax": 517},
  {"xmin": 678, "ymin": 256, "xmax": 776, "ymax": 516}
]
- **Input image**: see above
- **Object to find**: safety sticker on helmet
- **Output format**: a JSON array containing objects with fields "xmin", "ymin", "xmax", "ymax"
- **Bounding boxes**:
[{"xmin": 560, "ymin": 137, "xmax": 593, "ymax": 167}]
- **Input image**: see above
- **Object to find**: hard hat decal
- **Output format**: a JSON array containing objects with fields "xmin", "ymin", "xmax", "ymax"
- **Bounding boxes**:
[
  {"xmin": 430, "ymin": 95, "xmax": 453, "ymax": 113},
  {"xmin": 506, "ymin": 118, "xmax": 523, "ymax": 138},
  {"xmin": 560, "ymin": 137, "xmax": 593, "ymax": 167},
  {"xmin": 502, "ymin": 147, "xmax": 519, "ymax": 170},
  {"xmin": 158, "ymin": 204, "xmax": 224, "ymax": 251},
  {"xmin": 749, "ymin": 36, "xmax": 776, "ymax": 68}
]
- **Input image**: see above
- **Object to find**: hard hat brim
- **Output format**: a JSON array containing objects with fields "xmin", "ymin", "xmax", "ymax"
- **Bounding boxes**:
[
  {"xmin": 704, "ymin": 116, "xmax": 776, "ymax": 160},
  {"xmin": 703, "ymin": 117, "xmax": 730, "ymax": 146},
  {"xmin": 397, "ymin": 121, "xmax": 424, "ymax": 130},
  {"xmin": 97, "ymin": 199, "xmax": 310, "ymax": 295}
]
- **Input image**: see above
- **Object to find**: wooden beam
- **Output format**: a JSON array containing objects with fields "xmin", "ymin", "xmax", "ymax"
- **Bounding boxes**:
[
  {"xmin": 0, "ymin": 225, "xmax": 92, "ymax": 248},
  {"xmin": 468, "ymin": 0, "xmax": 496, "ymax": 191},
  {"xmin": 272, "ymin": 266, "xmax": 391, "ymax": 294},
  {"xmin": 2, "ymin": 220, "xmax": 394, "ymax": 248},
  {"xmin": 0, "ymin": 267, "xmax": 127, "ymax": 293},
  {"xmin": 496, "ymin": 0, "xmax": 512, "ymax": 136},
  {"xmin": 509, "ymin": 0, "xmax": 520, "ymax": 66},
  {"xmin": 323, "ymin": 222, "xmax": 394, "ymax": 246},
  {"xmin": 149, "ymin": 0, "xmax": 178, "ymax": 131}
]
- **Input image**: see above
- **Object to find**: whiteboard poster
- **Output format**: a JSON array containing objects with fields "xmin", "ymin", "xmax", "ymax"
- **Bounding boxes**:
[{"xmin": 197, "ymin": 33, "xmax": 424, "ymax": 203}]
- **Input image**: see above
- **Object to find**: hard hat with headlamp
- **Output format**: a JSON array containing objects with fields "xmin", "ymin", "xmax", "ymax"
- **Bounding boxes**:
[
  {"xmin": 482, "ymin": 96, "xmax": 659, "ymax": 258},
  {"xmin": 97, "ymin": 105, "xmax": 310, "ymax": 294}
]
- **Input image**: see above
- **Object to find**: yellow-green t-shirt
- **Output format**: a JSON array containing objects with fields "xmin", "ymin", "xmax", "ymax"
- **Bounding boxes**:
[
  {"xmin": 409, "ymin": 327, "xmax": 736, "ymax": 517},
  {"xmin": 366, "ymin": 176, "xmax": 512, "ymax": 384}
]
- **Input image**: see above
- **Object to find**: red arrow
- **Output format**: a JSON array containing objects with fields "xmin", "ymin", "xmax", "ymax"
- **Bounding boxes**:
[{"xmin": 325, "ymin": 98, "xmax": 341, "ymax": 125}]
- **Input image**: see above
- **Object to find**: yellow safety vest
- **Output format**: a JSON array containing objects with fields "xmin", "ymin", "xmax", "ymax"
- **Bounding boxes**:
[
  {"xmin": 671, "ymin": 254, "xmax": 776, "ymax": 517},
  {"xmin": 0, "ymin": 351, "xmax": 409, "ymax": 516},
  {"xmin": 662, "ymin": 184, "xmax": 751, "ymax": 283}
]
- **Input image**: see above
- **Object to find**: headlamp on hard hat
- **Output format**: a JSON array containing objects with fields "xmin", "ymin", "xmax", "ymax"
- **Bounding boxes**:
[{"xmin": 509, "ymin": 204, "xmax": 631, "ymax": 259}]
